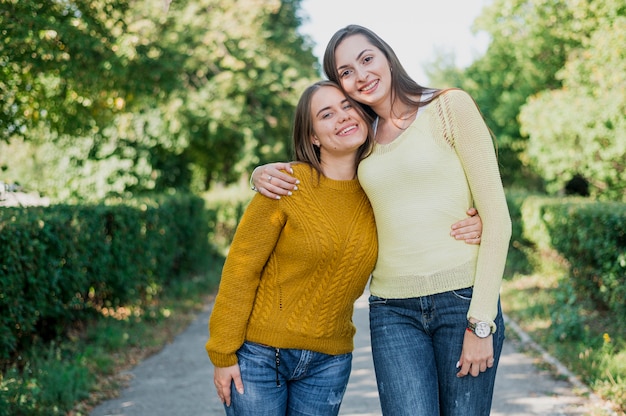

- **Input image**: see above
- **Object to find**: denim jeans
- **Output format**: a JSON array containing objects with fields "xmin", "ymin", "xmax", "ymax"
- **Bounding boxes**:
[
  {"xmin": 224, "ymin": 341, "xmax": 352, "ymax": 416},
  {"xmin": 369, "ymin": 287, "xmax": 505, "ymax": 416}
]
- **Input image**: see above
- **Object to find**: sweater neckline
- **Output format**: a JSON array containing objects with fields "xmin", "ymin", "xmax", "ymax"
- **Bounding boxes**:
[
  {"xmin": 318, "ymin": 174, "xmax": 361, "ymax": 192},
  {"xmin": 293, "ymin": 163, "xmax": 362, "ymax": 192},
  {"xmin": 372, "ymin": 105, "xmax": 431, "ymax": 154},
  {"xmin": 372, "ymin": 93, "xmax": 434, "ymax": 153}
]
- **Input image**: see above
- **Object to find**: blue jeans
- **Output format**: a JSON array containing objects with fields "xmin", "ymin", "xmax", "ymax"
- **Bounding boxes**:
[
  {"xmin": 224, "ymin": 341, "xmax": 352, "ymax": 416},
  {"xmin": 369, "ymin": 287, "xmax": 505, "ymax": 416}
]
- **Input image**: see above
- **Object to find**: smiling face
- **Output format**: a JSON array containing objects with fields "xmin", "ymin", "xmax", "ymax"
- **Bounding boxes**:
[
  {"xmin": 310, "ymin": 85, "xmax": 368, "ymax": 157},
  {"xmin": 333, "ymin": 34, "xmax": 392, "ymax": 109}
]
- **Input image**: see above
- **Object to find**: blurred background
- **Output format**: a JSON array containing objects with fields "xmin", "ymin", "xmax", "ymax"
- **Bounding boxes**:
[
  {"xmin": 1, "ymin": 0, "xmax": 624, "ymax": 203},
  {"xmin": 0, "ymin": 1, "xmax": 625, "ymax": 415}
]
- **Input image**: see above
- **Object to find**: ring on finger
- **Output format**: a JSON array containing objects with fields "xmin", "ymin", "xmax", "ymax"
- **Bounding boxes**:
[{"xmin": 268, "ymin": 175, "xmax": 273, "ymax": 184}]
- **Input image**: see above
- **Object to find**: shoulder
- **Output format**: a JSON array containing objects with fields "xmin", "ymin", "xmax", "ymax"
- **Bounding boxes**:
[
  {"xmin": 291, "ymin": 162, "xmax": 313, "ymax": 176},
  {"xmin": 438, "ymin": 88, "xmax": 475, "ymax": 106},
  {"xmin": 436, "ymin": 89, "xmax": 483, "ymax": 122},
  {"xmin": 291, "ymin": 163, "xmax": 319, "ymax": 185}
]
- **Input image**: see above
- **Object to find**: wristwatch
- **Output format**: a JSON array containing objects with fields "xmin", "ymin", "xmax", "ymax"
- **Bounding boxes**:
[{"xmin": 467, "ymin": 321, "xmax": 492, "ymax": 338}]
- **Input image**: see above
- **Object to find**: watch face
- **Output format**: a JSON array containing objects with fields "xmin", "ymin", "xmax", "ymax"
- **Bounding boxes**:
[{"xmin": 475, "ymin": 322, "xmax": 491, "ymax": 338}]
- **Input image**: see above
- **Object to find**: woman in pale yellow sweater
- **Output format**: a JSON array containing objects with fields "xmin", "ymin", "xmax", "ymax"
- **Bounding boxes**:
[
  {"xmin": 252, "ymin": 25, "xmax": 511, "ymax": 416},
  {"xmin": 206, "ymin": 80, "xmax": 378, "ymax": 416}
]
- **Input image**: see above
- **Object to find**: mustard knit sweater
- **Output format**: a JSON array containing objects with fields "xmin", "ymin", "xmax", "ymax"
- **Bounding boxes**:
[
  {"xmin": 359, "ymin": 89, "xmax": 511, "ymax": 327},
  {"xmin": 206, "ymin": 163, "xmax": 378, "ymax": 367}
]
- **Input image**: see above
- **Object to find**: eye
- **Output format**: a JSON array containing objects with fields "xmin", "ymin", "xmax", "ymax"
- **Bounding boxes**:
[
  {"xmin": 339, "ymin": 69, "xmax": 352, "ymax": 78},
  {"xmin": 343, "ymin": 103, "xmax": 353, "ymax": 111},
  {"xmin": 363, "ymin": 55, "xmax": 373, "ymax": 64},
  {"xmin": 321, "ymin": 111, "xmax": 333, "ymax": 119}
]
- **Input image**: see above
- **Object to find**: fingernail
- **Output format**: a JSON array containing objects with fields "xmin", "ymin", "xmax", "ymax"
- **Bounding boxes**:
[
  {"xmin": 456, "ymin": 361, "xmax": 460, "ymax": 368},
  {"xmin": 237, "ymin": 387, "xmax": 244, "ymax": 394},
  {"xmin": 275, "ymin": 196, "xmax": 281, "ymax": 200},
  {"xmin": 295, "ymin": 180, "xmax": 300, "ymax": 184},
  {"xmin": 287, "ymin": 191, "xmax": 292, "ymax": 196},
  {"xmin": 293, "ymin": 186, "xmax": 298, "ymax": 191}
]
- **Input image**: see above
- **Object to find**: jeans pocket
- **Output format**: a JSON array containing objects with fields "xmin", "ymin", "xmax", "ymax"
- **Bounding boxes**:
[
  {"xmin": 237, "ymin": 341, "xmax": 276, "ymax": 368},
  {"xmin": 451, "ymin": 286, "xmax": 474, "ymax": 301}
]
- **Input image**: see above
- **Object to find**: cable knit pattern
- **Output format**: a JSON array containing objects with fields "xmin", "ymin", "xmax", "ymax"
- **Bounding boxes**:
[
  {"xmin": 206, "ymin": 163, "xmax": 378, "ymax": 367},
  {"xmin": 358, "ymin": 89, "xmax": 511, "ymax": 329}
]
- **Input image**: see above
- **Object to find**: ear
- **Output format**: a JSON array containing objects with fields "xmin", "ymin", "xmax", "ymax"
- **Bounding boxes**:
[{"xmin": 311, "ymin": 135, "xmax": 321, "ymax": 147}]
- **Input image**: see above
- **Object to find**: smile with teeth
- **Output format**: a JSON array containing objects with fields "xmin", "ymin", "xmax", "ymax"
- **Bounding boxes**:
[
  {"xmin": 338, "ymin": 125, "xmax": 357, "ymax": 135},
  {"xmin": 361, "ymin": 80, "xmax": 378, "ymax": 92}
]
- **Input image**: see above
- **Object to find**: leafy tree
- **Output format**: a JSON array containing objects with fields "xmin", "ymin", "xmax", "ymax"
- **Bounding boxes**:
[
  {"xmin": 161, "ymin": 0, "xmax": 318, "ymax": 190},
  {"xmin": 458, "ymin": 0, "xmax": 588, "ymax": 189},
  {"xmin": 520, "ymin": 2, "xmax": 626, "ymax": 201},
  {"xmin": 0, "ymin": 0, "xmax": 319, "ymax": 200},
  {"xmin": 0, "ymin": 0, "xmax": 131, "ymax": 141}
]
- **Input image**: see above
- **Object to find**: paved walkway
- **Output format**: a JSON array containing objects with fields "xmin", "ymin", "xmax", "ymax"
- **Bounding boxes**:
[{"xmin": 90, "ymin": 291, "xmax": 614, "ymax": 416}]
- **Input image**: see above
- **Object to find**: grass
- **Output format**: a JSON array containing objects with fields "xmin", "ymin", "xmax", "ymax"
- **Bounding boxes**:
[
  {"xmin": 0, "ymin": 256, "xmax": 223, "ymax": 416},
  {"xmin": 501, "ymin": 246, "xmax": 626, "ymax": 415}
]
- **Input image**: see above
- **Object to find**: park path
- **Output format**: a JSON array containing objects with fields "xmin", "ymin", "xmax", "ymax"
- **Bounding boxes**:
[{"xmin": 90, "ymin": 290, "xmax": 614, "ymax": 416}]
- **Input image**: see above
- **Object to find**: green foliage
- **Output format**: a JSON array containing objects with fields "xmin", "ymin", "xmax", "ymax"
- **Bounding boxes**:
[
  {"xmin": 459, "ymin": 0, "xmax": 584, "ymax": 188},
  {"xmin": 0, "ymin": 193, "xmax": 211, "ymax": 361},
  {"xmin": 503, "ymin": 190, "xmax": 534, "ymax": 276},
  {"xmin": 0, "ymin": 0, "xmax": 130, "ymax": 140},
  {"xmin": 0, "ymin": 265, "xmax": 224, "ymax": 416},
  {"xmin": 0, "ymin": 0, "xmax": 319, "ymax": 201},
  {"xmin": 433, "ymin": 0, "xmax": 625, "ymax": 197},
  {"xmin": 520, "ymin": 3, "xmax": 626, "ymax": 201},
  {"xmin": 502, "ymin": 268, "xmax": 626, "ymax": 412},
  {"xmin": 548, "ymin": 282, "xmax": 587, "ymax": 342},
  {"xmin": 204, "ymin": 184, "xmax": 252, "ymax": 255},
  {"xmin": 503, "ymin": 193, "xmax": 626, "ymax": 412},
  {"xmin": 544, "ymin": 201, "xmax": 626, "ymax": 314},
  {"xmin": 0, "ymin": 344, "xmax": 92, "ymax": 416},
  {"xmin": 519, "ymin": 195, "xmax": 626, "ymax": 315}
]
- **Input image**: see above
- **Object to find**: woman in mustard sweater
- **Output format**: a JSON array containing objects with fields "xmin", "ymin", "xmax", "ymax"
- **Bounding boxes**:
[
  {"xmin": 252, "ymin": 25, "xmax": 511, "ymax": 416},
  {"xmin": 206, "ymin": 80, "xmax": 378, "ymax": 415}
]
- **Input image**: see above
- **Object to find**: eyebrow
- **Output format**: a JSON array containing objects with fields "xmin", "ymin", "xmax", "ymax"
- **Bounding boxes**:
[
  {"xmin": 315, "ymin": 99, "xmax": 350, "ymax": 118},
  {"xmin": 316, "ymin": 106, "xmax": 330, "ymax": 118},
  {"xmin": 337, "ymin": 49, "xmax": 374, "ymax": 72}
]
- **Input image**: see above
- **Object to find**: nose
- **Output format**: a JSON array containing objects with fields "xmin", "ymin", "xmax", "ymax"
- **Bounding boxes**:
[
  {"xmin": 338, "ymin": 107, "xmax": 352, "ymax": 121},
  {"xmin": 354, "ymin": 66, "xmax": 368, "ymax": 81}
]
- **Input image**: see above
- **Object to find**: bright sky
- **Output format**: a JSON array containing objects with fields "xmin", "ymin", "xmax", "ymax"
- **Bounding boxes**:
[{"xmin": 298, "ymin": 0, "xmax": 492, "ymax": 83}]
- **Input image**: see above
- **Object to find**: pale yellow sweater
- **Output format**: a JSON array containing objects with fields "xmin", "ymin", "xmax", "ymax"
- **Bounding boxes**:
[
  {"xmin": 358, "ymin": 89, "xmax": 511, "ymax": 327},
  {"xmin": 206, "ymin": 163, "xmax": 378, "ymax": 367}
]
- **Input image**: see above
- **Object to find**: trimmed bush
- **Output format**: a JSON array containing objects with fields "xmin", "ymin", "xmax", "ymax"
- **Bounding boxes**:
[
  {"xmin": 0, "ymin": 194, "xmax": 211, "ymax": 362},
  {"xmin": 519, "ymin": 196, "xmax": 626, "ymax": 314}
]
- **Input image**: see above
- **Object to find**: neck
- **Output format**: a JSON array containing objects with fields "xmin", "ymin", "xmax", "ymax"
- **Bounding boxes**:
[
  {"xmin": 320, "ymin": 154, "xmax": 358, "ymax": 181},
  {"xmin": 374, "ymin": 95, "xmax": 420, "ymax": 123}
]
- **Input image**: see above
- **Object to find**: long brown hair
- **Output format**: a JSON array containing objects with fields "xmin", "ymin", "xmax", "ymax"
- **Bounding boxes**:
[
  {"xmin": 323, "ymin": 25, "xmax": 498, "ymax": 153},
  {"xmin": 292, "ymin": 80, "xmax": 374, "ymax": 177},
  {"xmin": 323, "ymin": 25, "xmax": 441, "ymax": 119}
]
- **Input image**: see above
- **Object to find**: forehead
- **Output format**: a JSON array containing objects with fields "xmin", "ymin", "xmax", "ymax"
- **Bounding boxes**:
[
  {"xmin": 311, "ymin": 86, "xmax": 346, "ymax": 108},
  {"xmin": 335, "ymin": 34, "xmax": 377, "ymax": 64}
]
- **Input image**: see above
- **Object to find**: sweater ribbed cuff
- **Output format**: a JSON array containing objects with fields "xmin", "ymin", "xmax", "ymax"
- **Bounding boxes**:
[{"xmin": 207, "ymin": 351, "xmax": 238, "ymax": 368}]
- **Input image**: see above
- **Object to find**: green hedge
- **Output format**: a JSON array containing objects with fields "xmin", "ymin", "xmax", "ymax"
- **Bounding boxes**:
[
  {"xmin": 518, "ymin": 195, "xmax": 626, "ymax": 314},
  {"xmin": 0, "ymin": 194, "xmax": 211, "ymax": 361}
]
